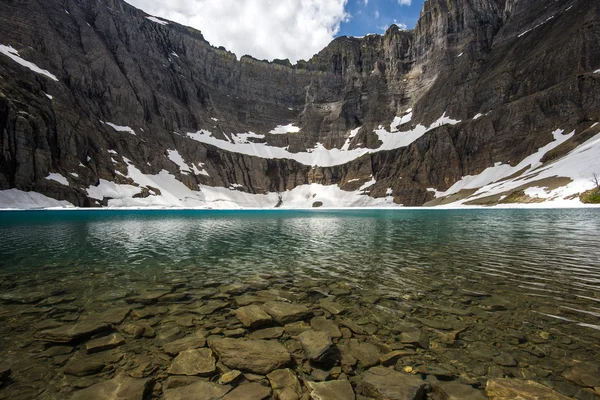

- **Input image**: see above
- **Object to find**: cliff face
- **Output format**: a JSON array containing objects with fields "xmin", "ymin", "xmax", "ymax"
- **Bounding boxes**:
[{"xmin": 0, "ymin": 0, "xmax": 599, "ymax": 207}]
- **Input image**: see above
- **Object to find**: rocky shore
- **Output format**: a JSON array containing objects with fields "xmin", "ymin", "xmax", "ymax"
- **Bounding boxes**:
[{"xmin": 0, "ymin": 271, "xmax": 599, "ymax": 399}]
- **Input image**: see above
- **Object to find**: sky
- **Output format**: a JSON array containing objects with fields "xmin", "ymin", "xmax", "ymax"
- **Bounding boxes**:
[{"xmin": 125, "ymin": 0, "xmax": 425, "ymax": 63}]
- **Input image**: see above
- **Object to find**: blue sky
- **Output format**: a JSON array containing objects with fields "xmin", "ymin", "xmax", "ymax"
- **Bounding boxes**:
[{"xmin": 337, "ymin": 0, "xmax": 426, "ymax": 37}]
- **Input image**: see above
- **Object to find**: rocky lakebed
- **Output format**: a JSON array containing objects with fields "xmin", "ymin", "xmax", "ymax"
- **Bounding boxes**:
[{"xmin": 0, "ymin": 268, "xmax": 599, "ymax": 400}]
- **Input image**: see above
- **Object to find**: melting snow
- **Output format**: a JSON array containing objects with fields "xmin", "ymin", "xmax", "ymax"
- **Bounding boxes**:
[
  {"xmin": 45, "ymin": 93, "xmax": 53, "ymax": 100},
  {"xmin": 101, "ymin": 121, "xmax": 136, "ymax": 136},
  {"xmin": 473, "ymin": 113, "xmax": 483, "ymax": 120},
  {"xmin": 457, "ymin": 52, "xmax": 464, "ymax": 57},
  {"xmin": 146, "ymin": 16, "xmax": 168, "ymax": 25},
  {"xmin": 595, "ymin": 69, "xmax": 600, "ymax": 74},
  {"xmin": 45, "ymin": 173, "xmax": 69, "ymax": 186},
  {"xmin": 166, "ymin": 149, "xmax": 191, "ymax": 174},
  {"xmin": 187, "ymin": 112, "xmax": 461, "ymax": 167},
  {"xmin": 390, "ymin": 111, "xmax": 413, "ymax": 132},
  {"xmin": 270, "ymin": 124, "xmax": 301, "ymax": 134},
  {"xmin": 0, "ymin": 44, "xmax": 58, "ymax": 81},
  {"xmin": 431, "ymin": 128, "xmax": 600, "ymax": 205}
]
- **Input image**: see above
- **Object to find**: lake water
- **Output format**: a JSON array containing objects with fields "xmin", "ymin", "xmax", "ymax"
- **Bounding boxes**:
[{"xmin": 0, "ymin": 209, "xmax": 599, "ymax": 399}]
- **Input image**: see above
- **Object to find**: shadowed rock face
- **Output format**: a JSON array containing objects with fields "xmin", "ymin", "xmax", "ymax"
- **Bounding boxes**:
[{"xmin": 0, "ymin": 0, "xmax": 598, "ymax": 206}]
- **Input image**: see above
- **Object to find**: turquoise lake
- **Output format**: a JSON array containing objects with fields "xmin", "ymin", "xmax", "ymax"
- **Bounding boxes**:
[{"xmin": 0, "ymin": 208, "xmax": 599, "ymax": 398}]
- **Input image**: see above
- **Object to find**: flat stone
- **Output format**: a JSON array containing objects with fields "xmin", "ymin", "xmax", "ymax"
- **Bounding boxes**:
[
  {"xmin": 310, "ymin": 317, "xmax": 342, "ymax": 338},
  {"xmin": 155, "ymin": 326, "xmax": 184, "ymax": 346},
  {"xmin": 261, "ymin": 301, "xmax": 311, "ymax": 324},
  {"xmin": 563, "ymin": 363, "xmax": 600, "ymax": 387},
  {"xmin": 486, "ymin": 379, "xmax": 571, "ymax": 399},
  {"xmin": 318, "ymin": 299, "xmax": 345, "ymax": 315},
  {"xmin": 357, "ymin": 366, "xmax": 428, "ymax": 400},
  {"xmin": 128, "ymin": 289, "xmax": 171, "ymax": 304},
  {"xmin": 414, "ymin": 365, "xmax": 456, "ymax": 379},
  {"xmin": 267, "ymin": 368, "xmax": 302, "ymax": 399},
  {"xmin": 162, "ymin": 332, "xmax": 207, "ymax": 355},
  {"xmin": 0, "ymin": 292, "xmax": 46, "ymax": 304},
  {"xmin": 349, "ymin": 340, "xmax": 382, "ymax": 368},
  {"xmin": 163, "ymin": 376, "xmax": 203, "ymax": 390},
  {"xmin": 208, "ymin": 337, "xmax": 291, "ymax": 374},
  {"xmin": 36, "ymin": 321, "xmax": 112, "ymax": 343},
  {"xmin": 85, "ymin": 333, "xmax": 125, "ymax": 354},
  {"xmin": 219, "ymin": 370, "xmax": 243, "ymax": 384},
  {"xmin": 235, "ymin": 305, "xmax": 273, "ymax": 328},
  {"xmin": 35, "ymin": 319, "xmax": 64, "ymax": 331},
  {"xmin": 71, "ymin": 374, "xmax": 152, "ymax": 400},
  {"xmin": 222, "ymin": 382, "xmax": 272, "ymax": 400},
  {"xmin": 249, "ymin": 327, "xmax": 284, "ymax": 340},
  {"xmin": 198, "ymin": 301, "xmax": 229, "ymax": 315},
  {"xmin": 493, "ymin": 353, "xmax": 517, "ymax": 367},
  {"xmin": 379, "ymin": 350, "xmax": 408, "ymax": 367},
  {"xmin": 168, "ymin": 348, "xmax": 216, "ymax": 376},
  {"xmin": 284, "ymin": 321, "xmax": 312, "ymax": 336},
  {"xmin": 338, "ymin": 318, "xmax": 366, "ymax": 335},
  {"xmin": 64, "ymin": 358, "xmax": 105, "ymax": 377},
  {"xmin": 297, "ymin": 330, "xmax": 333, "ymax": 361},
  {"xmin": 306, "ymin": 380, "xmax": 355, "ymax": 400},
  {"xmin": 120, "ymin": 323, "xmax": 155, "ymax": 338},
  {"xmin": 224, "ymin": 328, "xmax": 246, "ymax": 337},
  {"xmin": 400, "ymin": 330, "xmax": 429, "ymax": 349},
  {"xmin": 163, "ymin": 380, "xmax": 231, "ymax": 400},
  {"xmin": 220, "ymin": 283, "xmax": 250, "ymax": 295},
  {"xmin": 93, "ymin": 308, "xmax": 132, "ymax": 325},
  {"xmin": 426, "ymin": 376, "xmax": 485, "ymax": 400},
  {"xmin": 42, "ymin": 345, "xmax": 74, "ymax": 357}
]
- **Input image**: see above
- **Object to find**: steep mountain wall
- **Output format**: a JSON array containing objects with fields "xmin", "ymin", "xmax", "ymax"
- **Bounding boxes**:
[{"xmin": 0, "ymin": 0, "xmax": 598, "ymax": 207}]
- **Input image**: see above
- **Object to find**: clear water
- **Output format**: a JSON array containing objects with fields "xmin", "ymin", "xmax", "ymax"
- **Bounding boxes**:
[{"xmin": 1, "ymin": 208, "xmax": 599, "ymax": 398}]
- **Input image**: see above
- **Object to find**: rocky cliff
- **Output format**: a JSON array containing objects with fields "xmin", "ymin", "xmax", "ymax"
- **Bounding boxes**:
[{"xmin": 0, "ymin": 0, "xmax": 599, "ymax": 208}]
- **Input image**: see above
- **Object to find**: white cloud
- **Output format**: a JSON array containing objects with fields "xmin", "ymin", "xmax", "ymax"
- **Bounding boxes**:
[
  {"xmin": 125, "ymin": 0, "xmax": 349, "ymax": 63},
  {"xmin": 374, "ymin": 9, "xmax": 380, "ymax": 19},
  {"xmin": 363, "ymin": 0, "xmax": 369, "ymax": 5},
  {"xmin": 398, "ymin": 0, "xmax": 412, "ymax": 5}
]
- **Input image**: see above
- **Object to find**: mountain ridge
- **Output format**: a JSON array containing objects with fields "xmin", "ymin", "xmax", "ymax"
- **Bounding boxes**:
[{"xmin": 0, "ymin": 0, "xmax": 599, "ymax": 208}]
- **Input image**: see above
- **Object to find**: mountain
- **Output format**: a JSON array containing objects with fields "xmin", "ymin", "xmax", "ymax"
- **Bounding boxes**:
[{"xmin": 0, "ymin": 0, "xmax": 599, "ymax": 208}]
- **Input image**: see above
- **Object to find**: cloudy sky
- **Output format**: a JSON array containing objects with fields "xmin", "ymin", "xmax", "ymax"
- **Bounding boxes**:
[{"xmin": 125, "ymin": 0, "xmax": 425, "ymax": 63}]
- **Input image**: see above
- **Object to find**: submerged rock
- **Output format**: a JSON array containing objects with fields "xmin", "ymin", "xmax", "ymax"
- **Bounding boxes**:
[
  {"xmin": 235, "ymin": 305, "xmax": 273, "ymax": 328},
  {"xmin": 163, "ymin": 380, "xmax": 231, "ymax": 400},
  {"xmin": 261, "ymin": 301, "xmax": 311, "ymax": 324},
  {"xmin": 168, "ymin": 348, "xmax": 216, "ymax": 376},
  {"xmin": 162, "ymin": 332, "xmax": 207, "ymax": 355},
  {"xmin": 297, "ymin": 330, "xmax": 333, "ymax": 361},
  {"xmin": 357, "ymin": 366, "xmax": 428, "ymax": 400},
  {"xmin": 63, "ymin": 358, "xmax": 105, "ymax": 377},
  {"xmin": 485, "ymin": 379, "xmax": 571, "ymax": 399},
  {"xmin": 71, "ymin": 374, "xmax": 152, "ymax": 400},
  {"xmin": 306, "ymin": 380, "xmax": 355, "ymax": 400},
  {"xmin": 36, "ymin": 321, "xmax": 112, "ymax": 343},
  {"xmin": 562, "ymin": 363, "xmax": 600, "ymax": 388},
  {"xmin": 222, "ymin": 382, "xmax": 272, "ymax": 400},
  {"xmin": 85, "ymin": 333, "xmax": 125, "ymax": 354},
  {"xmin": 208, "ymin": 337, "xmax": 291, "ymax": 374}
]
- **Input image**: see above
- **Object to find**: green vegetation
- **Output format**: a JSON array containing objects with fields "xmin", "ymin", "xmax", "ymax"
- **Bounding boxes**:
[{"xmin": 580, "ymin": 173, "xmax": 600, "ymax": 203}]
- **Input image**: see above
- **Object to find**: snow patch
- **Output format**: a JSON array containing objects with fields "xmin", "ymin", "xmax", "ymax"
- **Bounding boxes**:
[
  {"xmin": 432, "ymin": 128, "xmax": 600, "ymax": 206},
  {"xmin": 473, "ymin": 113, "xmax": 483, "ymax": 120},
  {"xmin": 390, "ymin": 112, "xmax": 413, "ymax": 132},
  {"xmin": 101, "ymin": 121, "xmax": 136, "ymax": 136},
  {"xmin": 186, "ymin": 112, "xmax": 460, "ymax": 167},
  {"xmin": 146, "ymin": 16, "xmax": 168, "ymax": 25},
  {"xmin": 457, "ymin": 52, "xmax": 464, "ymax": 57},
  {"xmin": 0, "ymin": 44, "xmax": 58, "ymax": 81},
  {"xmin": 45, "ymin": 173, "xmax": 69, "ymax": 186},
  {"xmin": 270, "ymin": 124, "xmax": 301, "ymax": 134},
  {"xmin": 385, "ymin": 188, "xmax": 393, "ymax": 196},
  {"xmin": 166, "ymin": 149, "xmax": 191, "ymax": 174},
  {"xmin": 359, "ymin": 177, "xmax": 376, "ymax": 192},
  {"xmin": 45, "ymin": 93, "xmax": 53, "ymax": 100},
  {"xmin": 0, "ymin": 189, "xmax": 72, "ymax": 209},
  {"xmin": 595, "ymin": 69, "xmax": 600, "ymax": 74},
  {"xmin": 518, "ymin": 15, "xmax": 555, "ymax": 38}
]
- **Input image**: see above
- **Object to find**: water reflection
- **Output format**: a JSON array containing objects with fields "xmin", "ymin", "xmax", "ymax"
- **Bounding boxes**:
[{"xmin": 1, "ymin": 209, "xmax": 599, "ymax": 330}]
